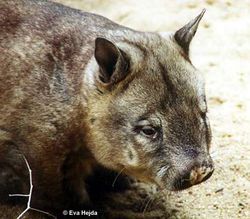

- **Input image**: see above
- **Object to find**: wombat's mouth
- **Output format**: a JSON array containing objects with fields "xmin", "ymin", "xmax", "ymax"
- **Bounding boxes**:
[{"xmin": 172, "ymin": 167, "xmax": 214, "ymax": 191}]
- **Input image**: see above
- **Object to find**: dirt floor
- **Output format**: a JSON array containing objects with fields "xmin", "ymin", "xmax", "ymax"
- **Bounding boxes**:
[{"xmin": 52, "ymin": 1, "xmax": 250, "ymax": 218}]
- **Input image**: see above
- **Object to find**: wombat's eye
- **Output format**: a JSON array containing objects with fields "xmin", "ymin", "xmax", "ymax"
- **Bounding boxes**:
[{"xmin": 140, "ymin": 126, "xmax": 158, "ymax": 139}]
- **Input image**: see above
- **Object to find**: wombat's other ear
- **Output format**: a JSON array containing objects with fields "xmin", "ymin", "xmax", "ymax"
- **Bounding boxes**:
[
  {"xmin": 94, "ymin": 37, "xmax": 129, "ymax": 85},
  {"xmin": 174, "ymin": 9, "xmax": 205, "ymax": 55}
]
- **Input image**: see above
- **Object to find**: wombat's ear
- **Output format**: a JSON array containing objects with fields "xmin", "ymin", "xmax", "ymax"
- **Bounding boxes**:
[
  {"xmin": 94, "ymin": 37, "xmax": 129, "ymax": 85},
  {"xmin": 174, "ymin": 9, "xmax": 205, "ymax": 55}
]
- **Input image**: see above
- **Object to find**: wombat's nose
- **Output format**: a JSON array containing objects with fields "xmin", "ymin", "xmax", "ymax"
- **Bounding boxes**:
[
  {"xmin": 189, "ymin": 165, "xmax": 214, "ymax": 185},
  {"xmin": 174, "ymin": 163, "xmax": 214, "ymax": 190}
]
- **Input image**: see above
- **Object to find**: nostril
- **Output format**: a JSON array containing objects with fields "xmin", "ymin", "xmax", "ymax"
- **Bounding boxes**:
[{"xmin": 209, "ymin": 163, "xmax": 214, "ymax": 170}]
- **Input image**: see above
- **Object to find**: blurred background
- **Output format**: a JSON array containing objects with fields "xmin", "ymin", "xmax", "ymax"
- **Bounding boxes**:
[{"xmin": 53, "ymin": 1, "xmax": 250, "ymax": 218}]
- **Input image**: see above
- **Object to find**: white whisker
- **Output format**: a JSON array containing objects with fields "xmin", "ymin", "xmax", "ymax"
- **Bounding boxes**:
[{"xmin": 112, "ymin": 167, "xmax": 126, "ymax": 188}]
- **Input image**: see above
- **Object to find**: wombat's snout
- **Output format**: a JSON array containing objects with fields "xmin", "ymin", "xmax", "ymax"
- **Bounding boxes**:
[{"xmin": 173, "ymin": 159, "xmax": 214, "ymax": 190}]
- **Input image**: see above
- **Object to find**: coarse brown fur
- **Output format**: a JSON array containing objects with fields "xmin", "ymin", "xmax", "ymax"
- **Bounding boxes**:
[{"xmin": 0, "ymin": 0, "xmax": 214, "ymax": 218}]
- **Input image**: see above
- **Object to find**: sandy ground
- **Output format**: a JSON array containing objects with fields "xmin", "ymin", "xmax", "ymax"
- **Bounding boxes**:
[{"xmin": 51, "ymin": 1, "xmax": 250, "ymax": 218}]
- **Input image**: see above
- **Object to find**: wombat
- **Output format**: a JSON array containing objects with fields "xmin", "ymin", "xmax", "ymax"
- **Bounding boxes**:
[{"xmin": 0, "ymin": 0, "xmax": 214, "ymax": 217}]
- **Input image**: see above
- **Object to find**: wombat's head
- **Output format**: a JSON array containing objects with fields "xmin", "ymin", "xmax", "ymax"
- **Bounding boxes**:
[{"xmin": 86, "ymin": 10, "xmax": 214, "ymax": 191}]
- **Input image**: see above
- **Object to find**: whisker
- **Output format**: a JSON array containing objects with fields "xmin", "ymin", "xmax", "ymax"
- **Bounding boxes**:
[
  {"xmin": 157, "ymin": 165, "xmax": 171, "ymax": 179},
  {"xmin": 142, "ymin": 194, "xmax": 155, "ymax": 217},
  {"xmin": 112, "ymin": 167, "xmax": 126, "ymax": 188}
]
